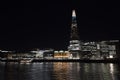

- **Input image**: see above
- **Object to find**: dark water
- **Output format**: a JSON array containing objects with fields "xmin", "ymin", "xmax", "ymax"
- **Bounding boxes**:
[{"xmin": 0, "ymin": 62, "xmax": 120, "ymax": 80}]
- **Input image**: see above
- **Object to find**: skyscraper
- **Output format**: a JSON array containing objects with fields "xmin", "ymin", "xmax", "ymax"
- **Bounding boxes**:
[
  {"xmin": 68, "ymin": 10, "xmax": 81, "ymax": 59},
  {"xmin": 70, "ymin": 10, "xmax": 79, "ymax": 40}
]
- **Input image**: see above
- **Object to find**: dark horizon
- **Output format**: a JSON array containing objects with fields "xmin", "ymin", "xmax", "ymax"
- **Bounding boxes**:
[{"xmin": 0, "ymin": 0, "xmax": 120, "ymax": 50}]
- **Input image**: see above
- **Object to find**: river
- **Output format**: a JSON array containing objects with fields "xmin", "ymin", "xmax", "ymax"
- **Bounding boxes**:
[{"xmin": 0, "ymin": 62, "xmax": 120, "ymax": 80}]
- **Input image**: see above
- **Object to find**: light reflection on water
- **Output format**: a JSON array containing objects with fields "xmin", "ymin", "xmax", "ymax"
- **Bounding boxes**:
[{"xmin": 0, "ymin": 62, "xmax": 120, "ymax": 80}]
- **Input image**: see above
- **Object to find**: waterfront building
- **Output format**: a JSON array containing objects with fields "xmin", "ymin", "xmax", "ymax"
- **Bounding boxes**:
[
  {"xmin": 0, "ymin": 50, "xmax": 15, "ymax": 60},
  {"xmin": 68, "ymin": 10, "xmax": 81, "ymax": 59},
  {"xmin": 0, "ymin": 10, "xmax": 119, "ymax": 61},
  {"xmin": 67, "ymin": 10, "xmax": 119, "ymax": 60},
  {"xmin": 80, "ymin": 40, "xmax": 119, "ymax": 60},
  {"xmin": 100, "ymin": 40, "xmax": 119, "ymax": 59},
  {"xmin": 30, "ymin": 49, "xmax": 44, "ymax": 58},
  {"xmin": 80, "ymin": 41, "xmax": 98, "ymax": 59},
  {"xmin": 30, "ymin": 49, "xmax": 54, "ymax": 59},
  {"xmin": 54, "ymin": 50, "xmax": 70, "ymax": 59},
  {"xmin": 43, "ymin": 49, "xmax": 54, "ymax": 59}
]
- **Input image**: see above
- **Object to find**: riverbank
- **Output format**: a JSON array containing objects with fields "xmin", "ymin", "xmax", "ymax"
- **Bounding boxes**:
[
  {"xmin": 0, "ymin": 58, "xmax": 120, "ymax": 63},
  {"xmin": 32, "ymin": 59, "xmax": 120, "ymax": 63}
]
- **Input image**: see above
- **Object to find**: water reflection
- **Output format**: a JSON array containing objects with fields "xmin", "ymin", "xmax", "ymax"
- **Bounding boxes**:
[
  {"xmin": 0, "ymin": 62, "xmax": 120, "ymax": 80},
  {"xmin": 53, "ymin": 62, "xmax": 80, "ymax": 80},
  {"xmin": 109, "ymin": 63, "xmax": 115, "ymax": 80}
]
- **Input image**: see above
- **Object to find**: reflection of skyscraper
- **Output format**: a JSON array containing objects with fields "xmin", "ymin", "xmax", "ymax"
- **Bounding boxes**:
[{"xmin": 68, "ymin": 10, "xmax": 81, "ymax": 59}]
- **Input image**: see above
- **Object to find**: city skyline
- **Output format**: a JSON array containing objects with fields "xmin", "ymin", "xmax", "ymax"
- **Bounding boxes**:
[{"xmin": 0, "ymin": 0, "xmax": 120, "ymax": 50}]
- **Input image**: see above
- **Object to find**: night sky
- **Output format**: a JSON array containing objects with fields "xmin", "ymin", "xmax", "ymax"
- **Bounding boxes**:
[{"xmin": 0, "ymin": 0, "xmax": 120, "ymax": 50}]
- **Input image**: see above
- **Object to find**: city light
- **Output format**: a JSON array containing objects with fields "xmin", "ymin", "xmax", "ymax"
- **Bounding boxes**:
[{"xmin": 0, "ymin": 10, "xmax": 119, "ymax": 63}]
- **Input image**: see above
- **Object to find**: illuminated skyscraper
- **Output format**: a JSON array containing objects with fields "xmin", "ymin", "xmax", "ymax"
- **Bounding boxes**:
[
  {"xmin": 70, "ymin": 10, "xmax": 79, "ymax": 40},
  {"xmin": 68, "ymin": 10, "xmax": 81, "ymax": 59}
]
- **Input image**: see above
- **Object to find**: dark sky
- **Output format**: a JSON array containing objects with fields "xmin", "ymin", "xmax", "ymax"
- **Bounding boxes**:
[{"xmin": 0, "ymin": 0, "xmax": 120, "ymax": 50}]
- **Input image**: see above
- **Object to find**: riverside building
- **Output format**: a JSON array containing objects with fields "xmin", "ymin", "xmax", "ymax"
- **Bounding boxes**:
[
  {"xmin": 68, "ymin": 10, "xmax": 81, "ymax": 59},
  {"xmin": 0, "ymin": 10, "xmax": 119, "ymax": 61},
  {"xmin": 68, "ymin": 10, "xmax": 119, "ymax": 60}
]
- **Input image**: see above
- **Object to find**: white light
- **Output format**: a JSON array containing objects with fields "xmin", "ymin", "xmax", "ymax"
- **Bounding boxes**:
[
  {"xmin": 97, "ymin": 44, "xmax": 100, "ymax": 49},
  {"xmin": 54, "ymin": 51, "xmax": 58, "ymax": 53},
  {"xmin": 110, "ymin": 40, "xmax": 119, "ymax": 42},
  {"xmin": 110, "ymin": 64, "xmax": 114, "ymax": 73},
  {"xmin": 109, "ymin": 55, "xmax": 113, "ymax": 58},
  {"xmin": 59, "ymin": 50, "xmax": 64, "ymax": 53},
  {"xmin": 65, "ymin": 51, "xmax": 69, "ymax": 53},
  {"xmin": 72, "ymin": 10, "xmax": 76, "ymax": 17},
  {"xmin": 1, "ymin": 51, "xmax": 9, "ymax": 52}
]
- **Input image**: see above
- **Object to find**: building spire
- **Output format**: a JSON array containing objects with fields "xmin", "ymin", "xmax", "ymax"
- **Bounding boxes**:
[
  {"xmin": 71, "ymin": 9, "xmax": 79, "ymax": 40},
  {"xmin": 72, "ymin": 10, "xmax": 76, "ymax": 17},
  {"xmin": 72, "ymin": 10, "xmax": 77, "ymax": 23}
]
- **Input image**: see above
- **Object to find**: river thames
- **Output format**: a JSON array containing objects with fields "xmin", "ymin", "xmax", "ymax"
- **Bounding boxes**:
[{"xmin": 0, "ymin": 62, "xmax": 120, "ymax": 80}]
